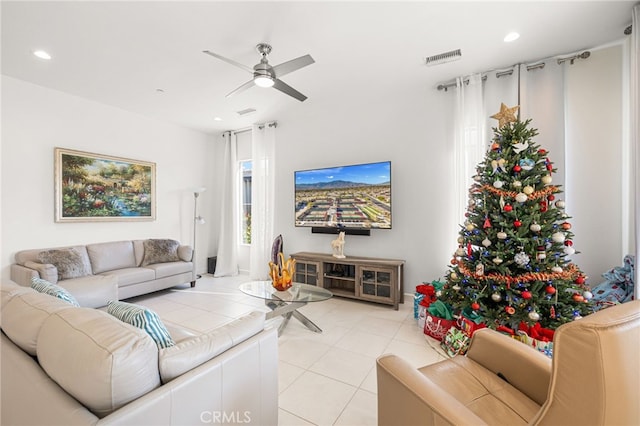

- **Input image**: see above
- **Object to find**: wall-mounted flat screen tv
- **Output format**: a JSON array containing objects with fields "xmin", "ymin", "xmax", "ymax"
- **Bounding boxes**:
[{"xmin": 295, "ymin": 161, "xmax": 391, "ymax": 230}]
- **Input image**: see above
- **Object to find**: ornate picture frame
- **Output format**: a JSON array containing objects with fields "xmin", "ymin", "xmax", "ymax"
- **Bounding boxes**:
[{"xmin": 54, "ymin": 148, "xmax": 156, "ymax": 222}]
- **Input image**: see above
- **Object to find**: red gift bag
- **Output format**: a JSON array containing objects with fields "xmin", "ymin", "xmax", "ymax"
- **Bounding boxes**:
[{"xmin": 423, "ymin": 313, "xmax": 455, "ymax": 341}]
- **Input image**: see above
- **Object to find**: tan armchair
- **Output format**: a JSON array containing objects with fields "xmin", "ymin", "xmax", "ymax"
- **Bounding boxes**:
[{"xmin": 377, "ymin": 300, "xmax": 640, "ymax": 426}]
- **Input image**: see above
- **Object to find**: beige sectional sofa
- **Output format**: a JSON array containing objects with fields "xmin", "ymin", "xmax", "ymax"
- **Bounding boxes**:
[
  {"xmin": 10, "ymin": 239, "xmax": 195, "ymax": 308},
  {"xmin": 0, "ymin": 281, "xmax": 279, "ymax": 425}
]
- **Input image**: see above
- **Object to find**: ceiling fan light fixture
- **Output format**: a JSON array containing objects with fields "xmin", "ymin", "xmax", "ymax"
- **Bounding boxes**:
[
  {"xmin": 504, "ymin": 32, "xmax": 520, "ymax": 42},
  {"xmin": 254, "ymin": 75, "xmax": 274, "ymax": 88},
  {"xmin": 33, "ymin": 49, "xmax": 52, "ymax": 60}
]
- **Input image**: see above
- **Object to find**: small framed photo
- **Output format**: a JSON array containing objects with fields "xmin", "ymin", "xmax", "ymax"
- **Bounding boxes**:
[{"xmin": 54, "ymin": 148, "xmax": 156, "ymax": 222}]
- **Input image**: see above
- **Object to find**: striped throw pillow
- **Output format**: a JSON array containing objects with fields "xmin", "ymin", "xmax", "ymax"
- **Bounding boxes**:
[
  {"xmin": 107, "ymin": 301, "xmax": 175, "ymax": 349},
  {"xmin": 31, "ymin": 277, "xmax": 80, "ymax": 307}
]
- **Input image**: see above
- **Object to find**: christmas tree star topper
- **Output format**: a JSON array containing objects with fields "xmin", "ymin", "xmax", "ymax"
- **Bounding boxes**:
[{"xmin": 491, "ymin": 103, "xmax": 520, "ymax": 128}]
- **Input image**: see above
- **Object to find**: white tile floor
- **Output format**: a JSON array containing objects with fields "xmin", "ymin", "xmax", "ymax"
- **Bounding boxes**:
[{"xmin": 127, "ymin": 274, "xmax": 448, "ymax": 426}]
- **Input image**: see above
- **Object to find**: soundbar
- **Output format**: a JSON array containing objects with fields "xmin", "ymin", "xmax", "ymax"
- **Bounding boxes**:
[{"xmin": 311, "ymin": 227, "xmax": 371, "ymax": 236}]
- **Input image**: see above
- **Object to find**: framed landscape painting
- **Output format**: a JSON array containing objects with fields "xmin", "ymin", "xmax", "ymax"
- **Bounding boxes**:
[{"xmin": 54, "ymin": 148, "xmax": 156, "ymax": 222}]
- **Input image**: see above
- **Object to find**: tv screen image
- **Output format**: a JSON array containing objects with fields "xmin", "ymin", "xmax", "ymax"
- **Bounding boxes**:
[{"xmin": 294, "ymin": 161, "xmax": 391, "ymax": 230}]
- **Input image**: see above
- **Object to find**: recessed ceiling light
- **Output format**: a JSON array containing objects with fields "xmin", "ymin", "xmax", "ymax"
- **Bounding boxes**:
[
  {"xmin": 33, "ymin": 50, "xmax": 52, "ymax": 60},
  {"xmin": 504, "ymin": 32, "xmax": 520, "ymax": 42},
  {"xmin": 213, "ymin": 117, "xmax": 222, "ymax": 121}
]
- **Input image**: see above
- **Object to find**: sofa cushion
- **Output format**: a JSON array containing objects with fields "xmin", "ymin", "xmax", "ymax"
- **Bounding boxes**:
[
  {"xmin": 107, "ymin": 301, "xmax": 175, "ymax": 349},
  {"xmin": 86, "ymin": 241, "xmax": 136, "ymax": 274},
  {"xmin": 37, "ymin": 247, "xmax": 92, "ymax": 280},
  {"xmin": 158, "ymin": 311, "xmax": 265, "ymax": 383},
  {"xmin": 56, "ymin": 274, "xmax": 118, "ymax": 309},
  {"xmin": 1, "ymin": 281, "xmax": 36, "ymax": 310},
  {"xmin": 141, "ymin": 239, "xmax": 180, "ymax": 266},
  {"xmin": 100, "ymin": 267, "xmax": 156, "ymax": 287},
  {"xmin": 178, "ymin": 245, "xmax": 193, "ymax": 262},
  {"xmin": 418, "ymin": 355, "xmax": 541, "ymax": 425},
  {"xmin": 31, "ymin": 277, "xmax": 80, "ymax": 307},
  {"xmin": 37, "ymin": 308, "xmax": 160, "ymax": 418},
  {"xmin": 1, "ymin": 289, "xmax": 75, "ymax": 356},
  {"xmin": 145, "ymin": 261, "xmax": 192, "ymax": 279}
]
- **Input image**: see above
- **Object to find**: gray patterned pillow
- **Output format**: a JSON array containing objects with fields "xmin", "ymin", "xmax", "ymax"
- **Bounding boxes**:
[
  {"xmin": 38, "ymin": 248, "xmax": 92, "ymax": 280},
  {"xmin": 141, "ymin": 239, "xmax": 181, "ymax": 266}
]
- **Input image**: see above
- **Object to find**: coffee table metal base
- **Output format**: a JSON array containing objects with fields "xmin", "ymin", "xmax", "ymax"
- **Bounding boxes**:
[{"xmin": 265, "ymin": 299, "xmax": 322, "ymax": 336}]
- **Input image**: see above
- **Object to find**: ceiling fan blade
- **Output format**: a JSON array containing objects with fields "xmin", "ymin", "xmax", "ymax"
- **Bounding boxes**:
[
  {"xmin": 272, "ymin": 54, "xmax": 315, "ymax": 78},
  {"xmin": 273, "ymin": 79, "xmax": 307, "ymax": 102},
  {"xmin": 203, "ymin": 50, "xmax": 253, "ymax": 73},
  {"xmin": 226, "ymin": 80, "xmax": 255, "ymax": 98}
]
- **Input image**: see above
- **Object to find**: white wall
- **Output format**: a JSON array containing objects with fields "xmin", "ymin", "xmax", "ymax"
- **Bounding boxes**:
[
  {"xmin": 1, "ymin": 76, "xmax": 215, "ymax": 281},
  {"xmin": 270, "ymin": 85, "xmax": 457, "ymax": 293}
]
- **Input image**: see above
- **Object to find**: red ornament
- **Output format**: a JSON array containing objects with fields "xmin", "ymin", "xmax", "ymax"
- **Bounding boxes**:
[
  {"xmin": 513, "ymin": 219, "xmax": 522, "ymax": 228},
  {"xmin": 539, "ymin": 149, "xmax": 547, "ymax": 155},
  {"xmin": 483, "ymin": 217, "xmax": 492, "ymax": 228},
  {"xmin": 522, "ymin": 290, "xmax": 532, "ymax": 299},
  {"xmin": 550, "ymin": 305, "xmax": 556, "ymax": 318},
  {"xmin": 545, "ymin": 286, "xmax": 556, "ymax": 295},
  {"xmin": 575, "ymin": 276, "xmax": 586, "ymax": 285},
  {"xmin": 471, "ymin": 302, "xmax": 480, "ymax": 311},
  {"xmin": 467, "ymin": 242, "xmax": 472, "ymax": 257},
  {"xmin": 491, "ymin": 142, "xmax": 500, "ymax": 150},
  {"xmin": 572, "ymin": 293, "xmax": 585, "ymax": 302},
  {"xmin": 547, "ymin": 194, "xmax": 555, "ymax": 201},
  {"xmin": 513, "ymin": 165, "xmax": 522, "ymax": 173},
  {"xmin": 562, "ymin": 222, "xmax": 572, "ymax": 230},
  {"xmin": 451, "ymin": 258, "xmax": 458, "ymax": 265},
  {"xmin": 540, "ymin": 200, "xmax": 548, "ymax": 212},
  {"xmin": 565, "ymin": 240, "xmax": 573, "ymax": 246},
  {"xmin": 505, "ymin": 306, "xmax": 515, "ymax": 315},
  {"xmin": 504, "ymin": 204, "xmax": 513, "ymax": 212}
]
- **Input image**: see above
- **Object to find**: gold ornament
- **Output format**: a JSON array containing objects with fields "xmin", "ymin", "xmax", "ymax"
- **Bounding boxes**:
[{"xmin": 490, "ymin": 103, "xmax": 520, "ymax": 128}]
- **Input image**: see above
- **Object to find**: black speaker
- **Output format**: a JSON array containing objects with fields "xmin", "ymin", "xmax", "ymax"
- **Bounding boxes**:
[
  {"xmin": 207, "ymin": 257, "xmax": 217, "ymax": 274},
  {"xmin": 311, "ymin": 227, "xmax": 370, "ymax": 236}
]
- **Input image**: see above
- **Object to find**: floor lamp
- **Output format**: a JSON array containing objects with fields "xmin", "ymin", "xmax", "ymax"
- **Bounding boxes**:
[{"xmin": 192, "ymin": 187, "xmax": 206, "ymax": 283}]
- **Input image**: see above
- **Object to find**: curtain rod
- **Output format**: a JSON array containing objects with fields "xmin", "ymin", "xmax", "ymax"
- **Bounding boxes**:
[
  {"xmin": 436, "ymin": 49, "xmax": 590, "ymax": 92},
  {"xmin": 223, "ymin": 121, "xmax": 278, "ymax": 136}
]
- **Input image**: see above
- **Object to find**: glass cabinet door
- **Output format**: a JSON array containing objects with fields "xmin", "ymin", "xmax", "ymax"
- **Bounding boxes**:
[
  {"xmin": 359, "ymin": 267, "xmax": 394, "ymax": 301},
  {"xmin": 294, "ymin": 261, "xmax": 320, "ymax": 285}
]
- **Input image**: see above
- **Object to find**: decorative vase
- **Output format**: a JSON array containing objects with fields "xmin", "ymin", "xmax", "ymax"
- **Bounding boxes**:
[{"xmin": 269, "ymin": 253, "xmax": 295, "ymax": 291}]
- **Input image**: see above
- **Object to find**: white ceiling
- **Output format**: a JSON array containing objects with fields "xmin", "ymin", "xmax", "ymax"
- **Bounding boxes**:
[{"xmin": 1, "ymin": 1, "xmax": 634, "ymax": 134}]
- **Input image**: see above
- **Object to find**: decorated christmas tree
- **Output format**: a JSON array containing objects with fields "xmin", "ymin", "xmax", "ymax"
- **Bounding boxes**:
[{"xmin": 441, "ymin": 103, "xmax": 593, "ymax": 330}]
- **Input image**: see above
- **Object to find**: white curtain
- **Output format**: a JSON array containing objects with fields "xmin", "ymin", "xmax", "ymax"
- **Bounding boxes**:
[
  {"xmin": 214, "ymin": 131, "xmax": 238, "ymax": 277},
  {"xmin": 633, "ymin": 3, "xmax": 639, "ymax": 298},
  {"xmin": 518, "ymin": 64, "xmax": 566, "ymax": 186},
  {"xmin": 249, "ymin": 123, "xmax": 276, "ymax": 280},
  {"xmin": 453, "ymin": 74, "xmax": 486, "ymax": 224}
]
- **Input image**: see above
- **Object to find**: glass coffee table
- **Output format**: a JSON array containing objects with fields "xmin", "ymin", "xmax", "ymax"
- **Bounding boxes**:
[{"xmin": 240, "ymin": 281, "xmax": 333, "ymax": 336}]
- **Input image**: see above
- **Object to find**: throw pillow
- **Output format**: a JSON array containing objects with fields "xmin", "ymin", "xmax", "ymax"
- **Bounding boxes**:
[
  {"xmin": 141, "ymin": 239, "xmax": 180, "ymax": 266},
  {"xmin": 30, "ymin": 277, "xmax": 81, "ymax": 307},
  {"xmin": 107, "ymin": 301, "xmax": 175, "ymax": 349},
  {"xmin": 37, "ymin": 247, "xmax": 92, "ymax": 280}
]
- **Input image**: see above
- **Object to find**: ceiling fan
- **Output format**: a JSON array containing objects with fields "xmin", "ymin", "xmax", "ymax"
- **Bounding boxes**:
[{"xmin": 203, "ymin": 43, "xmax": 315, "ymax": 102}]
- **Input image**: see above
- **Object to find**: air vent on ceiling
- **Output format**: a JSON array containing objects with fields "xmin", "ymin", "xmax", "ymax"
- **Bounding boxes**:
[
  {"xmin": 425, "ymin": 49, "xmax": 462, "ymax": 66},
  {"xmin": 236, "ymin": 108, "xmax": 256, "ymax": 116}
]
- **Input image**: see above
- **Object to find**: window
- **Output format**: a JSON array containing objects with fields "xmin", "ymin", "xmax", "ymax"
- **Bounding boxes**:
[{"xmin": 240, "ymin": 160, "xmax": 252, "ymax": 244}]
